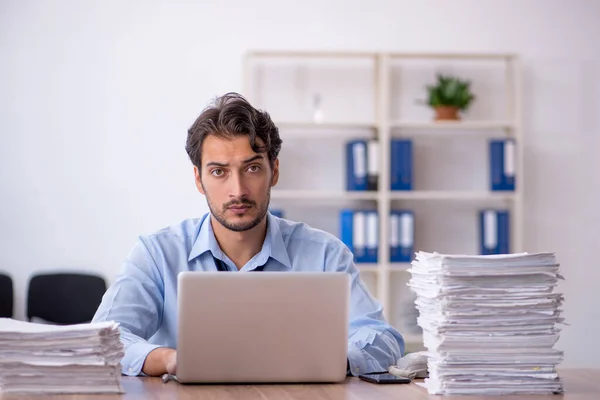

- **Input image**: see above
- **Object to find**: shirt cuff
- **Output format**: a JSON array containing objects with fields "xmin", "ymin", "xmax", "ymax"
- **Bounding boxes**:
[
  {"xmin": 347, "ymin": 343, "xmax": 383, "ymax": 377},
  {"xmin": 120, "ymin": 341, "xmax": 164, "ymax": 376}
]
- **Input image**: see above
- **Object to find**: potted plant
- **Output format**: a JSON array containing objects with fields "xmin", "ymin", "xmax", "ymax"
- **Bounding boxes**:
[{"xmin": 423, "ymin": 74, "xmax": 475, "ymax": 121}]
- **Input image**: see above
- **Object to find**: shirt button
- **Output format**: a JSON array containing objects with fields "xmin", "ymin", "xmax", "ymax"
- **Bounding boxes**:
[{"xmin": 128, "ymin": 368, "xmax": 133, "ymax": 373}]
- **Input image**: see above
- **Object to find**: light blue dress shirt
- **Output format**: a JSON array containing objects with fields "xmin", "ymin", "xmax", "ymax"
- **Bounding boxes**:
[{"xmin": 92, "ymin": 212, "xmax": 405, "ymax": 376}]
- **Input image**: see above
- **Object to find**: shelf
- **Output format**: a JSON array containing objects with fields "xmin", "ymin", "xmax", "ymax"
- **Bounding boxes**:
[
  {"xmin": 271, "ymin": 190, "xmax": 378, "ymax": 201},
  {"xmin": 354, "ymin": 263, "xmax": 412, "ymax": 272},
  {"xmin": 357, "ymin": 264, "xmax": 379, "ymax": 272},
  {"xmin": 277, "ymin": 121, "xmax": 376, "ymax": 131},
  {"xmin": 389, "ymin": 52, "xmax": 515, "ymax": 60},
  {"xmin": 390, "ymin": 263, "xmax": 412, "ymax": 271},
  {"xmin": 277, "ymin": 120, "xmax": 514, "ymax": 132},
  {"xmin": 390, "ymin": 191, "xmax": 515, "ymax": 201},
  {"xmin": 247, "ymin": 51, "xmax": 377, "ymax": 59},
  {"xmin": 272, "ymin": 190, "xmax": 514, "ymax": 201},
  {"xmin": 248, "ymin": 51, "xmax": 514, "ymax": 61},
  {"xmin": 390, "ymin": 120, "xmax": 514, "ymax": 131}
]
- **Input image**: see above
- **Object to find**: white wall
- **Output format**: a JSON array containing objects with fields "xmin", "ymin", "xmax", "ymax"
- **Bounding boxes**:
[{"xmin": 1, "ymin": 0, "xmax": 599, "ymax": 366}]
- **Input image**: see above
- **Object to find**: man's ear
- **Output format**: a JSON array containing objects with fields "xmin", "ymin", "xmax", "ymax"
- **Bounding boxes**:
[
  {"xmin": 194, "ymin": 166, "xmax": 205, "ymax": 195},
  {"xmin": 271, "ymin": 159, "xmax": 279, "ymax": 187}
]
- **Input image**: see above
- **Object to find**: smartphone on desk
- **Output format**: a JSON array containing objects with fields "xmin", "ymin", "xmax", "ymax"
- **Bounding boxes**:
[{"xmin": 358, "ymin": 373, "xmax": 411, "ymax": 384}]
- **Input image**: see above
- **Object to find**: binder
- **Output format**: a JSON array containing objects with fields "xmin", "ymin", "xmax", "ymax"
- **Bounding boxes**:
[
  {"xmin": 365, "ymin": 211, "xmax": 378, "ymax": 263},
  {"xmin": 479, "ymin": 210, "xmax": 510, "ymax": 255},
  {"xmin": 340, "ymin": 209, "xmax": 354, "ymax": 254},
  {"xmin": 390, "ymin": 210, "xmax": 414, "ymax": 262},
  {"xmin": 390, "ymin": 139, "xmax": 413, "ymax": 191},
  {"xmin": 343, "ymin": 209, "xmax": 415, "ymax": 263},
  {"xmin": 367, "ymin": 140, "xmax": 379, "ymax": 191},
  {"xmin": 339, "ymin": 209, "xmax": 372, "ymax": 263},
  {"xmin": 346, "ymin": 140, "xmax": 368, "ymax": 191},
  {"xmin": 503, "ymin": 139, "xmax": 516, "ymax": 190},
  {"xmin": 353, "ymin": 211, "xmax": 367, "ymax": 263},
  {"xmin": 490, "ymin": 139, "xmax": 516, "ymax": 191}
]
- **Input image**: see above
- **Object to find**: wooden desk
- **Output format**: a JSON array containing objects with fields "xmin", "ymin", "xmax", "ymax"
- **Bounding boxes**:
[{"xmin": 1, "ymin": 369, "xmax": 599, "ymax": 399}]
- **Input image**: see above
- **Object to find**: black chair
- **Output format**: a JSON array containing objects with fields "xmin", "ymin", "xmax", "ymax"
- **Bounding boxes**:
[
  {"xmin": 0, "ymin": 273, "xmax": 14, "ymax": 318},
  {"xmin": 27, "ymin": 272, "xmax": 107, "ymax": 324}
]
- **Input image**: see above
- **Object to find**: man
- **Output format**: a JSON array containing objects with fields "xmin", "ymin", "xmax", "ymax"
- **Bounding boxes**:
[{"xmin": 92, "ymin": 92, "xmax": 404, "ymax": 377}]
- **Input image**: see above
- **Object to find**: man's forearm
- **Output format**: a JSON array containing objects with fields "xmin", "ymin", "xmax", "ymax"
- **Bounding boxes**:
[
  {"xmin": 347, "ymin": 330, "xmax": 403, "ymax": 376},
  {"xmin": 142, "ymin": 347, "xmax": 175, "ymax": 376}
]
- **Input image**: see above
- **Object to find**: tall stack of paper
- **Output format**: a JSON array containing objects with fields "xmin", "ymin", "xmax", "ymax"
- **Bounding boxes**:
[
  {"xmin": 408, "ymin": 251, "xmax": 564, "ymax": 395},
  {"xmin": 0, "ymin": 319, "xmax": 124, "ymax": 394}
]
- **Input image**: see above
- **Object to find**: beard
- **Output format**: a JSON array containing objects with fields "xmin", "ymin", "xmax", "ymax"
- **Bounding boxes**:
[{"xmin": 203, "ymin": 185, "xmax": 271, "ymax": 233}]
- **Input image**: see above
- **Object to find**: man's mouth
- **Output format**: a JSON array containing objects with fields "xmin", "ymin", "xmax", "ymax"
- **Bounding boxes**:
[{"xmin": 229, "ymin": 205, "xmax": 251, "ymax": 210}]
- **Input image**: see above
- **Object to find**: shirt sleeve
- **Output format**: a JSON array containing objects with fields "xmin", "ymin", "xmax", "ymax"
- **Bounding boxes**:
[
  {"xmin": 92, "ymin": 237, "xmax": 166, "ymax": 376},
  {"xmin": 330, "ymin": 245, "xmax": 405, "ymax": 376}
]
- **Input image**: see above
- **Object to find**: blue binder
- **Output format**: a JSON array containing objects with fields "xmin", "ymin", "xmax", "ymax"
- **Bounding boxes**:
[
  {"xmin": 366, "ymin": 140, "xmax": 379, "ymax": 191},
  {"xmin": 339, "ymin": 209, "xmax": 370, "ymax": 263},
  {"xmin": 346, "ymin": 140, "xmax": 368, "ymax": 191},
  {"xmin": 390, "ymin": 210, "xmax": 414, "ymax": 262},
  {"xmin": 340, "ymin": 209, "xmax": 354, "ymax": 253},
  {"xmin": 364, "ymin": 210, "xmax": 378, "ymax": 263},
  {"xmin": 479, "ymin": 210, "xmax": 510, "ymax": 255},
  {"xmin": 490, "ymin": 139, "xmax": 516, "ymax": 191},
  {"xmin": 390, "ymin": 139, "xmax": 413, "ymax": 191}
]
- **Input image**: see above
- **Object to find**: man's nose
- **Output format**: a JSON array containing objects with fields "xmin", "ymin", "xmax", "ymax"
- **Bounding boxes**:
[{"xmin": 229, "ymin": 172, "xmax": 250, "ymax": 198}]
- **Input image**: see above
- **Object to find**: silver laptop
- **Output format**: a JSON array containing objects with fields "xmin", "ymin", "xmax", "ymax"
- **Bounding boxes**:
[{"xmin": 176, "ymin": 271, "xmax": 349, "ymax": 383}]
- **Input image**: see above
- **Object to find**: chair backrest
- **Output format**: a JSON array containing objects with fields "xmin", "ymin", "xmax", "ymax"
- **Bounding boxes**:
[
  {"xmin": 0, "ymin": 273, "xmax": 14, "ymax": 318},
  {"xmin": 27, "ymin": 272, "xmax": 107, "ymax": 324}
]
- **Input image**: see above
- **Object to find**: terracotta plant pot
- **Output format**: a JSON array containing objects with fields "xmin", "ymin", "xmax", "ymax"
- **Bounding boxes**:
[{"xmin": 434, "ymin": 106, "xmax": 460, "ymax": 121}]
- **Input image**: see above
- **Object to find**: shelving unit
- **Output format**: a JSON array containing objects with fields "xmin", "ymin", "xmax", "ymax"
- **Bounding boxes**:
[
  {"xmin": 276, "ymin": 121, "xmax": 377, "ymax": 130},
  {"xmin": 243, "ymin": 51, "xmax": 522, "ymax": 353},
  {"xmin": 271, "ymin": 190, "xmax": 514, "ymax": 202},
  {"xmin": 271, "ymin": 190, "xmax": 378, "ymax": 201}
]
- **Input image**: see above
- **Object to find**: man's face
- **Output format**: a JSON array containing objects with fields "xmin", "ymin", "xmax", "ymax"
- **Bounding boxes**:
[{"xmin": 194, "ymin": 135, "xmax": 279, "ymax": 232}]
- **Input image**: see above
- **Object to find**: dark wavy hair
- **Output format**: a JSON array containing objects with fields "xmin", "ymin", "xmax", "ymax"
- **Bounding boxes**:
[{"xmin": 186, "ymin": 92, "xmax": 282, "ymax": 172}]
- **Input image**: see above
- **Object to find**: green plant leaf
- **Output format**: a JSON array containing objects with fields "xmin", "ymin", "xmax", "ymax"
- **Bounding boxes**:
[{"xmin": 419, "ymin": 74, "xmax": 475, "ymax": 111}]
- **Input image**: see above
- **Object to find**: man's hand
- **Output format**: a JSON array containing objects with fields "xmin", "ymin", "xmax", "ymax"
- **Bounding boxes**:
[
  {"xmin": 142, "ymin": 348, "xmax": 177, "ymax": 377},
  {"xmin": 166, "ymin": 350, "xmax": 177, "ymax": 375}
]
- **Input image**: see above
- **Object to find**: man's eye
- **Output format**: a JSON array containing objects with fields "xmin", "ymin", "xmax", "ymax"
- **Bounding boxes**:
[
  {"xmin": 211, "ymin": 169, "xmax": 224, "ymax": 177},
  {"xmin": 248, "ymin": 165, "xmax": 261, "ymax": 172}
]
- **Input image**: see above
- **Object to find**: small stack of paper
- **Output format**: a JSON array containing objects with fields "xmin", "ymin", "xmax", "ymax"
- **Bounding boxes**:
[
  {"xmin": 408, "ymin": 251, "xmax": 565, "ymax": 395},
  {"xmin": 0, "ymin": 319, "xmax": 124, "ymax": 394}
]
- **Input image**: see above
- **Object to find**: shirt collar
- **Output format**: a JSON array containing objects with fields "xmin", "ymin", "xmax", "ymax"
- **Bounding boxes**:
[
  {"xmin": 264, "ymin": 212, "xmax": 292, "ymax": 269},
  {"xmin": 187, "ymin": 213, "xmax": 223, "ymax": 262},
  {"xmin": 187, "ymin": 212, "xmax": 292, "ymax": 269}
]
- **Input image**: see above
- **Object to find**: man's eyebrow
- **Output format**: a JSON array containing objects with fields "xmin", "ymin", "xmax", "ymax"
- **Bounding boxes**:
[
  {"xmin": 242, "ymin": 155, "xmax": 264, "ymax": 164},
  {"xmin": 206, "ymin": 161, "xmax": 228, "ymax": 168},
  {"xmin": 205, "ymin": 155, "xmax": 264, "ymax": 168}
]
